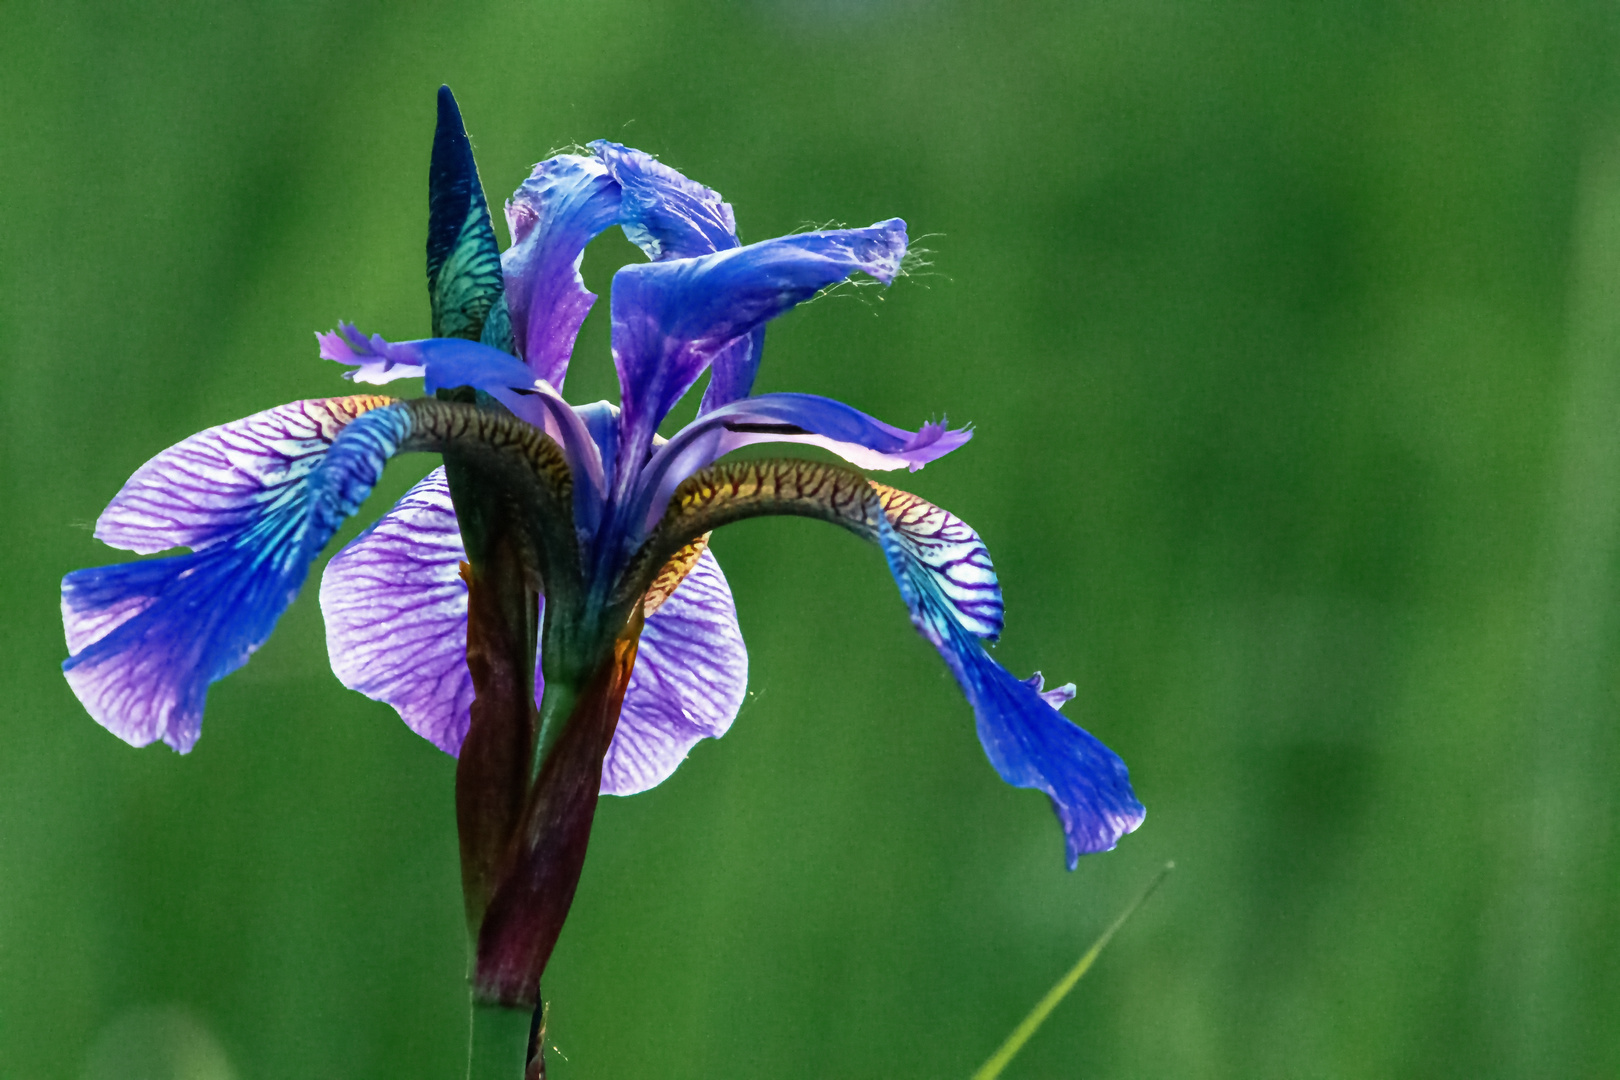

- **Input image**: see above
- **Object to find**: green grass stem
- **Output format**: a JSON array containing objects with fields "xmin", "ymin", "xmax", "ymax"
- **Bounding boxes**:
[{"xmin": 970, "ymin": 862, "xmax": 1174, "ymax": 1080}]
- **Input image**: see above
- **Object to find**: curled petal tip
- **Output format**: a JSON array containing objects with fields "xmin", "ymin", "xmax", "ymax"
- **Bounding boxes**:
[
  {"xmin": 319, "ymin": 325, "xmax": 429, "ymax": 386},
  {"xmin": 902, "ymin": 420, "xmax": 972, "ymax": 472},
  {"xmin": 1023, "ymin": 671, "xmax": 1078, "ymax": 710},
  {"xmin": 316, "ymin": 323, "xmax": 369, "ymax": 363},
  {"xmin": 865, "ymin": 218, "xmax": 909, "ymax": 285},
  {"xmin": 588, "ymin": 140, "xmax": 740, "ymax": 261}
]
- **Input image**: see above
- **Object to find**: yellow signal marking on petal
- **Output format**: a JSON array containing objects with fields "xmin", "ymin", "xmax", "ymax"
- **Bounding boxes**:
[
  {"xmin": 327, "ymin": 393, "xmax": 399, "ymax": 418},
  {"xmin": 619, "ymin": 459, "xmax": 884, "ymax": 609},
  {"xmin": 657, "ymin": 462, "xmax": 965, "ymax": 553},
  {"xmin": 642, "ymin": 533, "xmax": 710, "ymax": 617},
  {"xmin": 661, "ymin": 458, "xmax": 886, "ymax": 535},
  {"xmin": 870, "ymin": 483, "xmax": 934, "ymax": 527},
  {"xmin": 630, "ymin": 458, "xmax": 1003, "ymax": 638}
]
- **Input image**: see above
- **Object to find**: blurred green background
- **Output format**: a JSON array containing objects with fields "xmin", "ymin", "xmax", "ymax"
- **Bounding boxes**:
[{"xmin": 6, "ymin": 1, "xmax": 1620, "ymax": 1076}]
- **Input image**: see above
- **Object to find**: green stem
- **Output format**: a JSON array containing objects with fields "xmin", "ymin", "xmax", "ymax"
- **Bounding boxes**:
[
  {"xmin": 467, "ymin": 1002, "xmax": 531, "ymax": 1080},
  {"xmin": 531, "ymin": 677, "xmax": 580, "ymax": 786},
  {"xmin": 970, "ymin": 862, "xmax": 1173, "ymax": 1080}
]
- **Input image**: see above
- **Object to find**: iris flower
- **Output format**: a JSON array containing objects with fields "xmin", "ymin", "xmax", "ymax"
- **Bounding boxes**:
[{"xmin": 60, "ymin": 88, "xmax": 1143, "ymax": 1027}]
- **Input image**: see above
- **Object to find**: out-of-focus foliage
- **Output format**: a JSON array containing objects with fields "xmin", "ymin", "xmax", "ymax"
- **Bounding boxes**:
[{"xmin": 4, "ymin": 2, "xmax": 1620, "ymax": 1076}]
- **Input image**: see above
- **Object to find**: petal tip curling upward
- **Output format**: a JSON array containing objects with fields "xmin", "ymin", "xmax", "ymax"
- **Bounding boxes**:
[{"xmin": 318, "ymin": 324, "xmax": 426, "ymax": 385}]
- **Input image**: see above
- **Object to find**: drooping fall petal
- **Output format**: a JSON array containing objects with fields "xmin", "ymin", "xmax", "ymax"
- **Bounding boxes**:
[
  {"xmin": 636, "ymin": 457, "xmax": 1139, "ymax": 865},
  {"xmin": 93, "ymin": 397, "xmax": 393, "ymax": 556},
  {"xmin": 63, "ymin": 397, "xmax": 409, "ymax": 752},
  {"xmin": 874, "ymin": 504, "xmax": 1143, "ymax": 864}
]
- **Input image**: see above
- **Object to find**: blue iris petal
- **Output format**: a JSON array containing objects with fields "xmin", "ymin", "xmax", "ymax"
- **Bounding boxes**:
[
  {"xmin": 591, "ymin": 142, "xmax": 766, "ymax": 413},
  {"xmin": 411, "ymin": 338, "xmax": 537, "ymax": 396},
  {"xmin": 628, "ymin": 391, "xmax": 971, "ymax": 544},
  {"xmin": 62, "ymin": 405, "xmax": 414, "ymax": 753},
  {"xmin": 609, "ymin": 220, "xmax": 909, "ymax": 494},
  {"xmin": 502, "ymin": 154, "xmax": 622, "ymax": 389},
  {"xmin": 592, "ymin": 141, "xmax": 741, "ymax": 261},
  {"xmin": 876, "ymin": 513, "xmax": 1144, "ymax": 866}
]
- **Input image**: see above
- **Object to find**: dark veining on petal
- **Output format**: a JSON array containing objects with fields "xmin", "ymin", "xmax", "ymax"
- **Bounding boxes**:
[{"xmin": 720, "ymin": 422, "xmax": 809, "ymax": 435}]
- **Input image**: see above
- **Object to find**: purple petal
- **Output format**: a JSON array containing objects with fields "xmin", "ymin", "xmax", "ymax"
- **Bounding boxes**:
[
  {"xmin": 318, "ymin": 475, "xmax": 746, "ymax": 791},
  {"xmin": 591, "ymin": 141, "xmax": 740, "ymax": 261},
  {"xmin": 876, "ymin": 512, "xmax": 1142, "ymax": 865},
  {"xmin": 63, "ymin": 400, "xmax": 415, "ymax": 752},
  {"xmin": 322, "ymin": 331, "xmax": 535, "ymax": 396},
  {"xmin": 590, "ymin": 142, "xmax": 767, "ymax": 414},
  {"xmin": 94, "ymin": 398, "xmax": 394, "ymax": 556},
  {"xmin": 696, "ymin": 328, "xmax": 766, "ymax": 416},
  {"xmin": 603, "ymin": 547, "xmax": 748, "ymax": 795},
  {"xmin": 630, "ymin": 391, "xmax": 971, "ymax": 543},
  {"xmin": 1024, "ymin": 672, "xmax": 1078, "ymax": 710},
  {"xmin": 966, "ymin": 640, "xmax": 1143, "ymax": 866},
  {"xmin": 502, "ymin": 155, "xmax": 622, "ymax": 389},
  {"xmin": 322, "ymin": 330, "xmax": 608, "ymax": 524},
  {"xmin": 609, "ymin": 220, "xmax": 910, "ymax": 497},
  {"xmin": 319, "ymin": 323, "xmax": 427, "ymax": 385},
  {"xmin": 320, "ymin": 467, "xmax": 476, "ymax": 755}
]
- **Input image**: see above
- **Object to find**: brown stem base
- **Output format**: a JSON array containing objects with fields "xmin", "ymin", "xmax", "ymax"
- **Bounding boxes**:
[{"xmin": 473, "ymin": 624, "xmax": 641, "ymax": 1007}]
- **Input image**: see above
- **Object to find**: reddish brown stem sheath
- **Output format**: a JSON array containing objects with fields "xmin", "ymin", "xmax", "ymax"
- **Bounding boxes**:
[
  {"xmin": 472, "ymin": 620, "xmax": 642, "ymax": 1007},
  {"xmin": 455, "ymin": 539, "xmax": 540, "ymax": 932}
]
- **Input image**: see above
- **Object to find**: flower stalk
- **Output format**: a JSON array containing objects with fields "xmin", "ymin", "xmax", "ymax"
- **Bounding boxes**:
[
  {"xmin": 466, "ymin": 1003, "xmax": 532, "ymax": 1080},
  {"xmin": 473, "ymin": 611, "xmax": 643, "ymax": 1007},
  {"xmin": 453, "ymin": 536, "xmax": 540, "ymax": 932}
]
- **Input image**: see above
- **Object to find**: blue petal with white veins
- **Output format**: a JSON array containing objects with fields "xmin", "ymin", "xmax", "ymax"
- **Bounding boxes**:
[{"xmin": 63, "ymin": 399, "xmax": 412, "ymax": 752}]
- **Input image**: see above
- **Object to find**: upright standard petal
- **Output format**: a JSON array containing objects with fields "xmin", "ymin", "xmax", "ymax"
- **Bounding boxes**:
[
  {"xmin": 591, "ymin": 140, "xmax": 740, "ymax": 261},
  {"xmin": 502, "ymin": 154, "xmax": 621, "ymax": 388},
  {"xmin": 608, "ymin": 220, "xmax": 909, "ymax": 495},
  {"xmin": 320, "ymin": 467, "xmax": 474, "ymax": 755},
  {"xmin": 696, "ymin": 328, "xmax": 767, "ymax": 416},
  {"xmin": 602, "ymin": 547, "xmax": 747, "ymax": 795},
  {"xmin": 62, "ymin": 398, "xmax": 411, "ymax": 752},
  {"xmin": 427, "ymin": 86, "xmax": 508, "ymax": 348},
  {"xmin": 590, "ymin": 142, "xmax": 768, "ymax": 415}
]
